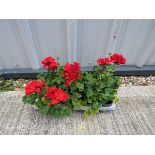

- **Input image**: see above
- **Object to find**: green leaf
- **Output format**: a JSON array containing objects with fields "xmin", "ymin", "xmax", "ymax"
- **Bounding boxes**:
[
  {"xmin": 74, "ymin": 100, "xmax": 82, "ymax": 107},
  {"xmin": 71, "ymin": 96, "xmax": 78, "ymax": 104},
  {"xmin": 86, "ymin": 89, "xmax": 94, "ymax": 98},
  {"xmin": 75, "ymin": 92, "xmax": 82, "ymax": 98},
  {"xmin": 71, "ymin": 96, "xmax": 82, "ymax": 107},
  {"xmin": 22, "ymin": 95, "xmax": 28, "ymax": 103},
  {"xmin": 76, "ymin": 82, "xmax": 84, "ymax": 91},
  {"xmin": 41, "ymin": 97, "xmax": 50, "ymax": 105},
  {"xmin": 113, "ymin": 96, "xmax": 119, "ymax": 104},
  {"xmin": 70, "ymin": 82, "xmax": 77, "ymax": 90},
  {"xmin": 88, "ymin": 98, "xmax": 93, "ymax": 103},
  {"xmin": 22, "ymin": 95, "xmax": 34, "ymax": 104},
  {"xmin": 84, "ymin": 109, "xmax": 91, "ymax": 118},
  {"xmin": 42, "ymin": 107, "xmax": 50, "ymax": 114},
  {"xmin": 22, "ymin": 93, "xmax": 38, "ymax": 105}
]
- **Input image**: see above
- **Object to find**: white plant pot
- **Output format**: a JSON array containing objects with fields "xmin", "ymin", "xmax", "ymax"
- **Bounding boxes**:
[{"xmin": 74, "ymin": 103, "xmax": 116, "ymax": 111}]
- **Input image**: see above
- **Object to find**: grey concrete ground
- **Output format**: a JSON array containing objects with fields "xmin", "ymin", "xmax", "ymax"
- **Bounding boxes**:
[{"xmin": 0, "ymin": 86, "xmax": 155, "ymax": 135}]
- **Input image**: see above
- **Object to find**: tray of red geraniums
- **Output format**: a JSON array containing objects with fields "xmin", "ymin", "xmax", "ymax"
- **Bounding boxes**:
[{"xmin": 22, "ymin": 53, "xmax": 126, "ymax": 118}]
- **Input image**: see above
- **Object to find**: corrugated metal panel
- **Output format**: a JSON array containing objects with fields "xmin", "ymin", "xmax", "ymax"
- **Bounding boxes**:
[
  {"xmin": 0, "ymin": 19, "xmax": 68, "ymax": 69},
  {"xmin": 0, "ymin": 19, "xmax": 155, "ymax": 70},
  {"xmin": 77, "ymin": 19, "xmax": 155, "ymax": 67}
]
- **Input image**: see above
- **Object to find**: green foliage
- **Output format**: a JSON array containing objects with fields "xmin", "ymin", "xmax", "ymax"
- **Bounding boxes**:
[
  {"xmin": 22, "ymin": 61, "xmax": 120, "ymax": 118},
  {"xmin": 69, "ymin": 64, "xmax": 120, "ymax": 117},
  {"xmin": 37, "ymin": 66, "xmax": 66, "ymax": 90},
  {"xmin": 0, "ymin": 77, "xmax": 14, "ymax": 91},
  {"xmin": 23, "ymin": 67, "xmax": 73, "ymax": 118},
  {"xmin": 22, "ymin": 93, "xmax": 38, "ymax": 105},
  {"xmin": 23, "ymin": 92, "xmax": 73, "ymax": 118},
  {"xmin": 0, "ymin": 76, "xmax": 31, "ymax": 92}
]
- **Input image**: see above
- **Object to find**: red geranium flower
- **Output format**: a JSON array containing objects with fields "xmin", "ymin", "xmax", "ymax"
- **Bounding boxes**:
[
  {"xmin": 110, "ymin": 53, "xmax": 126, "ymax": 64},
  {"xmin": 97, "ymin": 57, "xmax": 111, "ymax": 65},
  {"xmin": 41, "ymin": 57, "xmax": 58, "ymax": 70},
  {"xmin": 25, "ymin": 80, "xmax": 46, "ymax": 96},
  {"xmin": 62, "ymin": 62, "xmax": 80, "ymax": 87},
  {"xmin": 44, "ymin": 87, "xmax": 69, "ymax": 105}
]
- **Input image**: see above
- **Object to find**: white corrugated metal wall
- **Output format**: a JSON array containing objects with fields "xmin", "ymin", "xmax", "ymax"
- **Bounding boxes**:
[{"xmin": 0, "ymin": 19, "xmax": 155, "ymax": 70}]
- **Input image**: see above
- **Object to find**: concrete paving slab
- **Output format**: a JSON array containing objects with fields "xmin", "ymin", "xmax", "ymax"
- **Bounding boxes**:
[{"xmin": 0, "ymin": 86, "xmax": 155, "ymax": 135}]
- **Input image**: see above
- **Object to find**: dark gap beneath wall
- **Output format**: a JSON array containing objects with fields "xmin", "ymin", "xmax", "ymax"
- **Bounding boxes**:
[{"xmin": 0, "ymin": 65, "xmax": 155, "ymax": 79}]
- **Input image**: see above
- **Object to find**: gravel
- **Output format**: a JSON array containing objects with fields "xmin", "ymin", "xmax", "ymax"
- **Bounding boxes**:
[
  {"xmin": 1, "ymin": 76, "xmax": 155, "ymax": 92},
  {"xmin": 120, "ymin": 76, "xmax": 155, "ymax": 86}
]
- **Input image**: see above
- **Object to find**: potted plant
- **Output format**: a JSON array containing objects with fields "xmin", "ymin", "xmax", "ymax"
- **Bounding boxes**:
[{"xmin": 22, "ymin": 53, "xmax": 126, "ymax": 118}]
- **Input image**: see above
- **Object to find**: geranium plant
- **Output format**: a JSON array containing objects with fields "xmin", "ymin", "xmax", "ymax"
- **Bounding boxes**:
[{"xmin": 22, "ymin": 53, "xmax": 126, "ymax": 118}]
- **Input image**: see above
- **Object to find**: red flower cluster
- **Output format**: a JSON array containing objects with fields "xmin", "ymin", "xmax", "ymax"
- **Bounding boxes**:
[
  {"xmin": 25, "ymin": 80, "xmax": 46, "ymax": 96},
  {"xmin": 62, "ymin": 62, "xmax": 80, "ymax": 87},
  {"xmin": 44, "ymin": 87, "xmax": 69, "ymax": 105},
  {"xmin": 97, "ymin": 58, "xmax": 111, "ymax": 65},
  {"xmin": 41, "ymin": 57, "xmax": 58, "ymax": 70},
  {"xmin": 97, "ymin": 53, "xmax": 126, "ymax": 65},
  {"xmin": 110, "ymin": 53, "xmax": 126, "ymax": 64}
]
